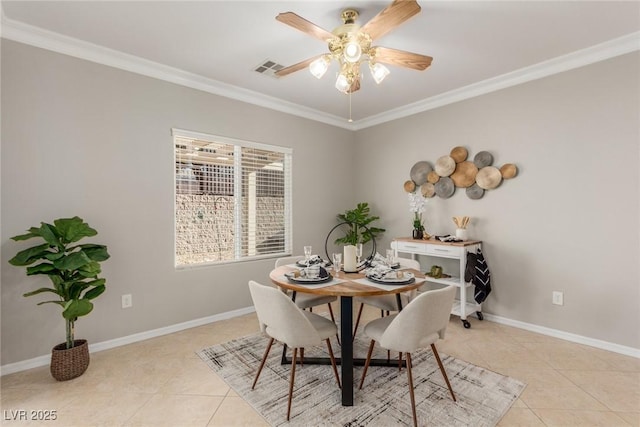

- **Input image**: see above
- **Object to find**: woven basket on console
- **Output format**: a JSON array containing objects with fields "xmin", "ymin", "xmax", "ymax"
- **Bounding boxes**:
[{"xmin": 50, "ymin": 339, "xmax": 90, "ymax": 381}]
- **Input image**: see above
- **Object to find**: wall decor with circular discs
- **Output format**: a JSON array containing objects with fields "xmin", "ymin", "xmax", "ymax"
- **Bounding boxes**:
[{"xmin": 404, "ymin": 146, "xmax": 518, "ymax": 199}]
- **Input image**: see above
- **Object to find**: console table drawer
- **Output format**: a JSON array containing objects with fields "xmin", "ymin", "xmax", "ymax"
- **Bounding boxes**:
[
  {"xmin": 395, "ymin": 241, "xmax": 429, "ymax": 255},
  {"xmin": 426, "ymin": 245, "xmax": 463, "ymax": 258}
]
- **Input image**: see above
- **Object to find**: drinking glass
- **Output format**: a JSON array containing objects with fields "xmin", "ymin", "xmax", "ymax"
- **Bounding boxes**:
[
  {"xmin": 386, "ymin": 249, "xmax": 395, "ymax": 266},
  {"xmin": 304, "ymin": 245, "xmax": 312, "ymax": 263},
  {"xmin": 332, "ymin": 253, "xmax": 342, "ymax": 274},
  {"xmin": 355, "ymin": 243, "xmax": 363, "ymax": 265}
]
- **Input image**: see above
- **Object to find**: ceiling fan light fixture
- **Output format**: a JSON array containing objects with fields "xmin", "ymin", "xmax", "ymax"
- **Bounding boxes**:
[
  {"xmin": 309, "ymin": 55, "xmax": 330, "ymax": 79},
  {"xmin": 343, "ymin": 40, "xmax": 362, "ymax": 63},
  {"xmin": 369, "ymin": 62, "xmax": 390, "ymax": 84},
  {"xmin": 335, "ymin": 73, "xmax": 351, "ymax": 93}
]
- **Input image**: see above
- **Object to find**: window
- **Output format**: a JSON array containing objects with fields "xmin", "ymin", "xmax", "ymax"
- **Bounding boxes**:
[{"xmin": 173, "ymin": 129, "xmax": 292, "ymax": 267}]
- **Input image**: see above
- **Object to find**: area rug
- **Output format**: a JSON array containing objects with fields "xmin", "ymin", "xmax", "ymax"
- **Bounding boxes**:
[{"xmin": 197, "ymin": 334, "xmax": 526, "ymax": 426}]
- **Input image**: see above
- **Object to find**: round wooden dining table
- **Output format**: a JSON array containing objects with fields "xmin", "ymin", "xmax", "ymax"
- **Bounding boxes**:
[{"xmin": 270, "ymin": 264, "xmax": 425, "ymax": 407}]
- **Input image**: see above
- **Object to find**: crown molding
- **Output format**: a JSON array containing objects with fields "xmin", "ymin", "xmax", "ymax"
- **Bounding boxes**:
[
  {"xmin": 352, "ymin": 31, "xmax": 640, "ymax": 130},
  {"xmin": 0, "ymin": 13, "xmax": 354, "ymax": 130},
  {"xmin": 2, "ymin": 11, "xmax": 638, "ymax": 131}
]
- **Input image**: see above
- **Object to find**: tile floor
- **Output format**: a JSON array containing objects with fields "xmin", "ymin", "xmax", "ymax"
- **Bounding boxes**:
[{"xmin": 1, "ymin": 305, "xmax": 639, "ymax": 426}]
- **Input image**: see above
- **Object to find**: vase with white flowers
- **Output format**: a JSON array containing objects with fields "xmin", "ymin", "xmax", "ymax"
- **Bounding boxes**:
[{"xmin": 408, "ymin": 192, "xmax": 428, "ymax": 240}]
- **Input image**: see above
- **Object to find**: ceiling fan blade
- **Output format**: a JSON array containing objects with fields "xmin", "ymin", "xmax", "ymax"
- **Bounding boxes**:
[
  {"xmin": 347, "ymin": 77, "xmax": 361, "ymax": 94},
  {"xmin": 276, "ymin": 12, "xmax": 335, "ymax": 42},
  {"xmin": 373, "ymin": 46, "xmax": 433, "ymax": 71},
  {"xmin": 360, "ymin": 0, "xmax": 421, "ymax": 41},
  {"xmin": 274, "ymin": 55, "xmax": 323, "ymax": 77}
]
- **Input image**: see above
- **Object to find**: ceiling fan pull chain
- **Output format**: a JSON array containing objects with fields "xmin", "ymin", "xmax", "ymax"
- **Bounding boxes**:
[{"xmin": 348, "ymin": 91, "xmax": 353, "ymax": 123}]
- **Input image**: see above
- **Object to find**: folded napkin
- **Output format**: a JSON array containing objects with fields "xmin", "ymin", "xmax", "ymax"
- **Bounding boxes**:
[
  {"xmin": 368, "ymin": 252, "xmax": 399, "ymax": 268},
  {"xmin": 365, "ymin": 264, "xmax": 393, "ymax": 279},
  {"xmin": 436, "ymin": 235, "xmax": 463, "ymax": 243},
  {"xmin": 317, "ymin": 266, "xmax": 329, "ymax": 278},
  {"xmin": 300, "ymin": 255, "xmax": 323, "ymax": 265}
]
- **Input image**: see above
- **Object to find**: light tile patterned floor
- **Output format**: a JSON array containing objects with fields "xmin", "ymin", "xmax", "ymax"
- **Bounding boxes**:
[{"xmin": 1, "ymin": 306, "xmax": 639, "ymax": 426}]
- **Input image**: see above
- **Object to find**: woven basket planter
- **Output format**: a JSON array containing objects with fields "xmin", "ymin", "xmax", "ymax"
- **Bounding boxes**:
[{"xmin": 50, "ymin": 339, "xmax": 90, "ymax": 381}]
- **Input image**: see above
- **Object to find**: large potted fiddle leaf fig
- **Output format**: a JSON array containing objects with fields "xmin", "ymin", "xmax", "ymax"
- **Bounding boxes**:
[{"xmin": 8, "ymin": 216, "xmax": 110, "ymax": 381}]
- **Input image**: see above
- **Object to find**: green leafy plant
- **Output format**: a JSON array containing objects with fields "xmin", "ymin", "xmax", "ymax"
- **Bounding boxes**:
[
  {"xmin": 413, "ymin": 212, "xmax": 425, "ymax": 231},
  {"xmin": 335, "ymin": 202, "xmax": 385, "ymax": 246},
  {"xmin": 9, "ymin": 217, "xmax": 110, "ymax": 349}
]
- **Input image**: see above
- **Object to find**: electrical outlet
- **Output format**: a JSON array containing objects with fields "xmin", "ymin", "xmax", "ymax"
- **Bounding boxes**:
[
  {"xmin": 552, "ymin": 291, "xmax": 563, "ymax": 306},
  {"xmin": 121, "ymin": 294, "xmax": 132, "ymax": 309}
]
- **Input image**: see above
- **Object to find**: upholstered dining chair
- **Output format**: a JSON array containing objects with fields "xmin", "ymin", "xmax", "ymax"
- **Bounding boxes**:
[
  {"xmin": 248, "ymin": 280, "xmax": 341, "ymax": 421},
  {"xmin": 275, "ymin": 256, "xmax": 338, "ymax": 325},
  {"xmin": 352, "ymin": 257, "xmax": 421, "ymax": 338},
  {"xmin": 358, "ymin": 285, "xmax": 457, "ymax": 427}
]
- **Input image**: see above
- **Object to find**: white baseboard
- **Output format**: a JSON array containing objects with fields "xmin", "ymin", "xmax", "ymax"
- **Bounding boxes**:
[
  {"xmin": 483, "ymin": 313, "xmax": 640, "ymax": 358},
  {"xmin": 2, "ymin": 307, "xmax": 637, "ymax": 376},
  {"xmin": 0, "ymin": 306, "xmax": 256, "ymax": 376}
]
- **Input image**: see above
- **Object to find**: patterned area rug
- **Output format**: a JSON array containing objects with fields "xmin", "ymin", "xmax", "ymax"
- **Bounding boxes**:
[{"xmin": 198, "ymin": 334, "xmax": 526, "ymax": 427}]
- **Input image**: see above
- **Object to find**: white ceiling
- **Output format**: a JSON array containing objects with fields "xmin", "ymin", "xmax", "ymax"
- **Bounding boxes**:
[{"xmin": 2, "ymin": 1, "xmax": 639, "ymax": 129}]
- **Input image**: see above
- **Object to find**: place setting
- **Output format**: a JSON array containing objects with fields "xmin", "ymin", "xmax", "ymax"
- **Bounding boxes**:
[
  {"xmin": 354, "ymin": 250, "xmax": 426, "ymax": 290},
  {"xmin": 282, "ymin": 246, "xmax": 344, "ymax": 288},
  {"xmin": 293, "ymin": 246, "xmax": 327, "ymax": 267},
  {"xmin": 284, "ymin": 264, "xmax": 332, "ymax": 284}
]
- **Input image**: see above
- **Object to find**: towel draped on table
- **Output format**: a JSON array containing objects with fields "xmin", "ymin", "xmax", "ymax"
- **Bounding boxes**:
[{"xmin": 465, "ymin": 248, "xmax": 491, "ymax": 304}]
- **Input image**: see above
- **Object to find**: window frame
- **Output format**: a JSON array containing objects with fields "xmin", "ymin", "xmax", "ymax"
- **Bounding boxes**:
[{"xmin": 172, "ymin": 128, "xmax": 293, "ymax": 269}]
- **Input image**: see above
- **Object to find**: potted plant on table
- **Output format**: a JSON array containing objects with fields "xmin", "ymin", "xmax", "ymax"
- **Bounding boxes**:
[
  {"xmin": 334, "ymin": 202, "xmax": 385, "ymax": 246},
  {"xmin": 408, "ymin": 192, "xmax": 429, "ymax": 240},
  {"xmin": 331, "ymin": 203, "xmax": 385, "ymax": 271},
  {"xmin": 8, "ymin": 216, "xmax": 110, "ymax": 381}
]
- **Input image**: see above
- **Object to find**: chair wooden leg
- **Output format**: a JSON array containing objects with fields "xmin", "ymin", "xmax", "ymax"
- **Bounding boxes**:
[
  {"xmin": 300, "ymin": 348, "xmax": 304, "ymax": 365},
  {"xmin": 327, "ymin": 303, "xmax": 336, "ymax": 322},
  {"xmin": 287, "ymin": 348, "xmax": 298, "ymax": 421},
  {"xmin": 406, "ymin": 352, "xmax": 418, "ymax": 427},
  {"xmin": 252, "ymin": 337, "xmax": 274, "ymax": 390},
  {"xmin": 399, "ymin": 352, "xmax": 403, "ymax": 371},
  {"xmin": 431, "ymin": 343, "xmax": 456, "ymax": 402},
  {"xmin": 359, "ymin": 339, "xmax": 376, "ymax": 390},
  {"xmin": 325, "ymin": 339, "xmax": 341, "ymax": 389},
  {"xmin": 327, "ymin": 304, "xmax": 340, "ymax": 346},
  {"xmin": 353, "ymin": 303, "xmax": 365, "ymax": 342}
]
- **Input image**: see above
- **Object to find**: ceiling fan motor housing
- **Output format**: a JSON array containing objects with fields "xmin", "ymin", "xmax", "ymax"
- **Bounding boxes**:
[
  {"xmin": 330, "ymin": 9, "xmax": 372, "ymax": 66},
  {"xmin": 341, "ymin": 9, "xmax": 358, "ymax": 24}
]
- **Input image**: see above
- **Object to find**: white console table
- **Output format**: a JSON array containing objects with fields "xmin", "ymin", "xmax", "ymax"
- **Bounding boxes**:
[{"xmin": 392, "ymin": 237, "xmax": 483, "ymax": 328}]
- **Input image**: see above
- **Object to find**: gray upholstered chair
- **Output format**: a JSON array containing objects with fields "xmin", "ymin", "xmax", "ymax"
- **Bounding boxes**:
[
  {"xmin": 358, "ymin": 285, "xmax": 457, "ymax": 427},
  {"xmin": 275, "ymin": 256, "xmax": 338, "ymax": 324},
  {"xmin": 248, "ymin": 280, "xmax": 341, "ymax": 421},
  {"xmin": 352, "ymin": 257, "xmax": 421, "ymax": 337}
]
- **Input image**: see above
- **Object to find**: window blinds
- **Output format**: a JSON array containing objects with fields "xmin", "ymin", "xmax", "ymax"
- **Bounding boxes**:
[{"xmin": 173, "ymin": 129, "xmax": 292, "ymax": 267}]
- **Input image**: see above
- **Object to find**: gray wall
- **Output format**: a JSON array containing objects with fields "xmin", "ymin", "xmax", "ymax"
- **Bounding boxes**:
[
  {"xmin": 1, "ymin": 40, "xmax": 355, "ymax": 364},
  {"xmin": 354, "ymin": 52, "xmax": 640, "ymax": 349},
  {"xmin": 2, "ymin": 40, "xmax": 638, "ymax": 365}
]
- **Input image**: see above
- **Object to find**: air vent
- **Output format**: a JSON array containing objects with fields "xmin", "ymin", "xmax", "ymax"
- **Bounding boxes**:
[{"xmin": 254, "ymin": 60, "xmax": 285, "ymax": 78}]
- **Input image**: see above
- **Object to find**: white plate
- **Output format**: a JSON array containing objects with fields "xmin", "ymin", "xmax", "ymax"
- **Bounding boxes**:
[
  {"xmin": 366, "ymin": 271, "xmax": 415, "ymax": 285},
  {"xmin": 284, "ymin": 272, "xmax": 332, "ymax": 284}
]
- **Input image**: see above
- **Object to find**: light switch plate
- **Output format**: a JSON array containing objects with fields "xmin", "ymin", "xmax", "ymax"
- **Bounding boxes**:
[{"xmin": 552, "ymin": 291, "xmax": 563, "ymax": 306}]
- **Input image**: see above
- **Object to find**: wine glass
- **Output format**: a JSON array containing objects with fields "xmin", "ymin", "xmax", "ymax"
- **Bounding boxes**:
[
  {"xmin": 355, "ymin": 243, "xmax": 363, "ymax": 266},
  {"xmin": 386, "ymin": 249, "xmax": 395, "ymax": 266},
  {"xmin": 303, "ymin": 245, "xmax": 312, "ymax": 263},
  {"xmin": 332, "ymin": 253, "xmax": 342, "ymax": 275}
]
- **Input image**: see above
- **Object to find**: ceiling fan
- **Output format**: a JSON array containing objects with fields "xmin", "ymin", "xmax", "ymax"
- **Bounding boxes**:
[{"xmin": 274, "ymin": 0, "xmax": 433, "ymax": 94}]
